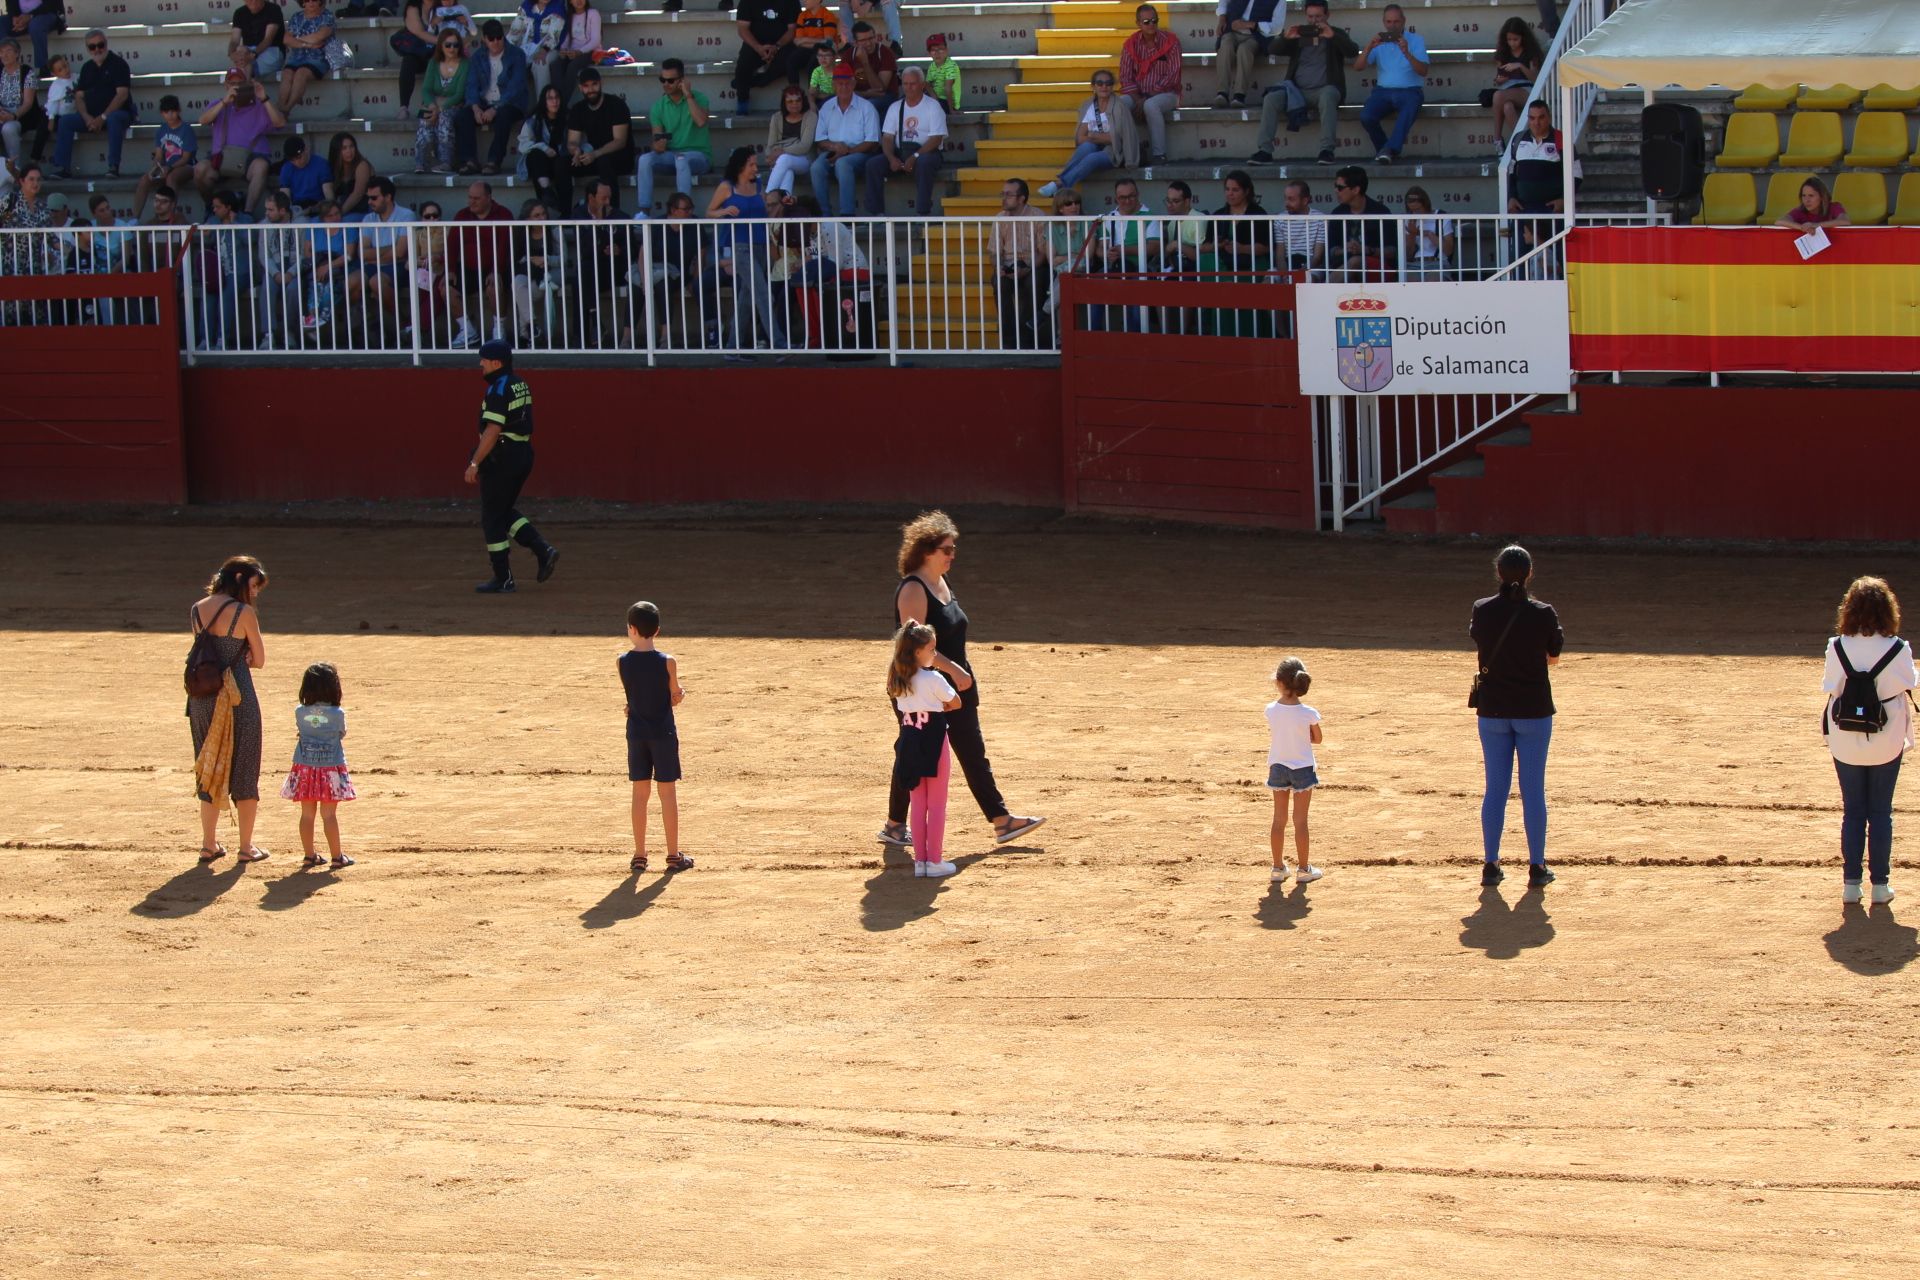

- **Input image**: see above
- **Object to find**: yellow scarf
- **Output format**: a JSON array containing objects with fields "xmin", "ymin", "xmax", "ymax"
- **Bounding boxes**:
[{"xmin": 194, "ymin": 669, "xmax": 241, "ymax": 809}]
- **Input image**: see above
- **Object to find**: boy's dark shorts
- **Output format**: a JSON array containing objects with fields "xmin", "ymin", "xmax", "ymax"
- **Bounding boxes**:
[{"xmin": 628, "ymin": 735, "xmax": 683, "ymax": 783}]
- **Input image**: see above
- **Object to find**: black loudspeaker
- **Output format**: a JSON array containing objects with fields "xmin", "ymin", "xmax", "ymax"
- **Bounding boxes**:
[{"xmin": 1641, "ymin": 103, "xmax": 1706, "ymax": 201}]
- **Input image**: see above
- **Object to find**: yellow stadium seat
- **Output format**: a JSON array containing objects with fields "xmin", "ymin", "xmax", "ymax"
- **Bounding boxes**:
[
  {"xmin": 1891, "ymin": 174, "xmax": 1920, "ymax": 227},
  {"xmin": 1778, "ymin": 112, "xmax": 1844, "ymax": 167},
  {"xmin": 1757, "ymin": 171, "xmax": 1814, "ymax": 225},
  {"xmin": 1732, "ymin": 84, "xmax": 1796, "ymax": 110},
  {"xmin": 1796, "ymin": 84, "xmax": 1860, "ymax": 110},
  {"xmin": 1716, "ymin": 112, "xmax": 1780, "ymax": 167},
  {"xmin": 1832, "ymin": 173, "xmax": 1888, "ymax": 226},
  {"xmin": 1862, "ymin": 84, "xmax": 1920, "ymax": 110},
  {"xmin": 1695, "ymin": 172, "xmax": 1756, "ymax": 226},
  {"xmin": 1843, "ymin": 112, "xmax": 1912, "ymax": 167}
]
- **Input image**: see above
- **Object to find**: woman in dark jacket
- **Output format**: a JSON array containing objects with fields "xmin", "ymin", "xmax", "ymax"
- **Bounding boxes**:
[{"xmin": 1470, "ymin": 544, "xmax": 1563, "ymax": 887}]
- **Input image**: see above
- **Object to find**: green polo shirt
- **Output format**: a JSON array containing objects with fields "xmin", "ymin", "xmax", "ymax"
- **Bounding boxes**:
[{"xmin": 650, "ymin": 90, "xmax": 712, "ymax": 155}]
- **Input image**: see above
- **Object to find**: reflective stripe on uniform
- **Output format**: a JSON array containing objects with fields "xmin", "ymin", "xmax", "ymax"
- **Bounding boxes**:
[
  {"xmin": 501, "ymin": 432, "xmax": 530, "ymax": 442},
  {"xmin": 507, "ymin": 517, "xmax": 529, "ymax": 538},
  {"xmin": 482, "ymin": 411, "xmax": 508, "ymax": 424},
  {"xmin": 486, "ymin": 540, "xmax": 511, "ymax": 552}
]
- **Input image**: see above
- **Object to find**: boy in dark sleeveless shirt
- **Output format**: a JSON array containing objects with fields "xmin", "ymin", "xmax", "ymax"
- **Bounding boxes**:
[{"xmin": 619, "ymin": 600, "xmax": 692, "ymax": 874}]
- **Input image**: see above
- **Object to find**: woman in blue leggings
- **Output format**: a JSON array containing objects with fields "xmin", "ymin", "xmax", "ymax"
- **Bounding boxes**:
[{"xmin": 1470, "ymin": 544, "xmax": 1564, "ymax": 887}]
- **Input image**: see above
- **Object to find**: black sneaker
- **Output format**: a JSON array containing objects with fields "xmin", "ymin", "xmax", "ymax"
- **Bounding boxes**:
[
  {"xmin": 475, "ymin": 577, "xmax": 516, "ymax": 594},
  {"xmin": 1317, "ymin": 149, "xmax": 1336, "ymax": 164},
  {"xmin": 1527, "ymin": 863, "xmax": 1555, "ymax": 887},
  {"xmin": 1230, "ymin": 94, "xmax": 1247, "ymax": 107},
  {"xmin": 1481, "ymin": 862, "xmax": 1504, "ymax": 886},
  {"xmin": 1249, "ymin": 148, "xmax": 1274, "ymax": 163},
  {"xmin": 537, "ymin": 547, "xmax": 560, "ymax": 582}
]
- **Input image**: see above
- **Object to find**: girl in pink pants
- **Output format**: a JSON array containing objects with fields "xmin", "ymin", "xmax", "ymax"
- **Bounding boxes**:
[{"xmin": 888, "ymin": 621, "xmax": 962, "ymax": 878}]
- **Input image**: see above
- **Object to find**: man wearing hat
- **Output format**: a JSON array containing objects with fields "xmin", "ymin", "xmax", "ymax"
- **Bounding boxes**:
[
  {"xmin": 808, "ymin": 63, "xmax": 879, "ymax": 217},
  {"xmin": 564, "ymin": 65, "xmax": 633, "ymax": 210},
  {"xmin": 465, "ymin": 340, "xmax": 559, "ymax": 594}
]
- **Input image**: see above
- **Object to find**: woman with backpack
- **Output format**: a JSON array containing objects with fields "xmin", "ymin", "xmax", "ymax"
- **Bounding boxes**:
[
  {"xmin": 1469, "ymin": 544, "xmax": 1564, "ymax": 889},
  {"xmin": 186, "ymin": 555, "xmax": 271, "ymax": 866},
  {"xmin": 1824, "ymin": 576, "xmax": 1916, "ymax": 904}
]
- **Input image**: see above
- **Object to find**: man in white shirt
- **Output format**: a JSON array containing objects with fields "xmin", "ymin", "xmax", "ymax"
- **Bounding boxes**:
[
  {"xmin": 1274, "ymin": 178, "xmax": 1327, "ymax": 274},
  {"xmin": 864, "ymin": 67, "xmax": 945, "ymax": 215},
  {"xmin": 809, "ymin": 65, "xmax": 880, "ymax": 217}
]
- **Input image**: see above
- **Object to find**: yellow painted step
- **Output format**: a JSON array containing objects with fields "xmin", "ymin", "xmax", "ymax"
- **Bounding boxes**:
[
  {"xmin": 985, "ymin": 116, "xmax": 1087, "ymax": 141},
  {"xmin": 931, "ymin": 197, "xmax": 1010, "ymax": 217},
  {"xmin": 1017, "ymin": 55, "xmax": 1123, "ymax": 81},
  {"xmin": 959, "ymin": 171, "xmax": 1059, "ymax": 196},
  {"xmin": 1036, "ymin": 29, "xmax": 1128, "ymax": 57},
  {"xmin": 975, "ymin": 140, "xmax": 1075, "ymax": 165},
  {"xmin": 1047, "ymin": 3, "xmax": 1160, "ymax": 30},
  {"xmin": 1007, "ymin": 83, "xmax": 1109, "ymax": 111}
]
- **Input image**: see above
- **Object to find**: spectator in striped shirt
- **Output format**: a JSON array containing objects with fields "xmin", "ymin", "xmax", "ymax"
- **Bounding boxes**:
[
  {"xmin": 1274, "ymin": 177, "xmax": 1326, "ymax": 274},
  {"xmin": 1118, "ymin": 5, "xmax": 1182, "ymax": 163}
]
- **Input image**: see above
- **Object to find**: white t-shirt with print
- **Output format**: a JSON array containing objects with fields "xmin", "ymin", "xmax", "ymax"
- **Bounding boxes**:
[
  {"xmin": 1265, "ymin": 700, "xmax": 1320, "ymax": 769},
  {"xmin": 884, "ymin": 96, "xmax": 947, "ymax": 149},
  {"xmin": 895, "ymin": 667, "xmax": 956, "ymax": 716},
  {"xmin": 1824, "ymin": 634, "xmax": 1917, "ymax": 766},
  {"xmin": 1079, "ymin": 101, "xmax": 1113, "ymax": 133}
]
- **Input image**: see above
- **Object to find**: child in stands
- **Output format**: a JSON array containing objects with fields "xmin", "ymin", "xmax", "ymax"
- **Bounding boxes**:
[
  {"xmin": 1265, "ymin": 656, "xmax": 1324, "ymax": 884},
  {"xmin": 133, "ymin": 95, "xmax": 196, "ymax": 219},
  {"xmin": 924, "ymin": 34, "xmax": 962, "ymax": 112}
]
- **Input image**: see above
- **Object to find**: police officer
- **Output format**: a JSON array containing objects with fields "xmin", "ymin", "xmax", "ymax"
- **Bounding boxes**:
[{"xmin": 465, "ymin": 340, "xmax": 559, "ymax": 594}]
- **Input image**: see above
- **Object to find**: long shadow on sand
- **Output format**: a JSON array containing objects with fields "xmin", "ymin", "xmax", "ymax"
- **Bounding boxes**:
[
  {"xmin": 580, "ymin": 870, "xmax": 680, "ymax": 929},
  {"xmin": 259, "ymin": 865, "xmax": 347, "ymax": 911},
  {"xmin": 1254, "ymin": 881, "xmax": 1313, "ymax": 929},
  {"xmin": 1823, "ymin": 903, "xmax": 1919, "ymax": 975},
  {"xmin": 1459, "ymin": 885, "xmax": 1555, "ymax": 958},
  {"xmin": 860, "ymin": 850, "xmax": 988, "ymax": 931},
  {"xmin": 130, "ymin": 860, "xmax": 254, "ymax": 918}
]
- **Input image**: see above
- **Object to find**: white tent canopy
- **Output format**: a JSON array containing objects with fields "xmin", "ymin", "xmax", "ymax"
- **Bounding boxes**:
[{"xmin": 1558, "ymin": 0, "xmax": 1920, "ymax": 91}]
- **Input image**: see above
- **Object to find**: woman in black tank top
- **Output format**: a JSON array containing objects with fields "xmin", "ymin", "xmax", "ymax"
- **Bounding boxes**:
[{"xmin": 880, "ymin": 512, "xmax": 1047, "ymax": 849}]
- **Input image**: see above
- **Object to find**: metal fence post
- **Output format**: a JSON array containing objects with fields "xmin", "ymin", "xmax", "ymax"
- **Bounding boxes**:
[
  {"xmin": 639, "ymin": 222, "xmax": 658, "ymax": 368},
  {"xmin": 180, "ymin": 237, "xmax": 199, "ymax": 366},
  {"xmin": 1328, "ymin": 394, "xmax": 1346, "ymax": 532},
  {"xmin": 406, "ymin": 227, "xmax": 423, "ymax": 366},
  {"xmin": 885, "ymin": 222, "xmax": 900, "ymax": 367}
]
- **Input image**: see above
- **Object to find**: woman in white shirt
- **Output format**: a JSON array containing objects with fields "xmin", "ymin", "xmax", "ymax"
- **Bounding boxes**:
[
  {"xmin": 1399, "ymin": 185, "xmax": 1456, "ymax": 280},
  {"xmin": 1824, "ymin": 575, "xmax": 1917, "ymax": 904},
  {"xmin": 1037, "ymin": 71, "xmax": 1139, "ymax": 198}
]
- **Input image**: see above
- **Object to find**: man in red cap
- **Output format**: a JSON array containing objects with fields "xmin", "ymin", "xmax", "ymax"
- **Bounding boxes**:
[{"xmin": 808, "ymin": 63, "xmax": 879, "ymax": 215}]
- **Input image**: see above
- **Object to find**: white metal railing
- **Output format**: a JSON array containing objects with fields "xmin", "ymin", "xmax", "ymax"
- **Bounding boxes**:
[
  {"xmin": 0, "ymin": 212, "xmax": 1665, "ymax": 365},
  {"xmin": 1498, "ymin": 0, "xmax": 1614, "ymax": 216}
]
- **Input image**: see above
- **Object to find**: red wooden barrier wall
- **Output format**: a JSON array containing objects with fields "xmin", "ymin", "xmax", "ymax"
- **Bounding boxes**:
[
  {"xmin": 0, "ymin": 271, "xmax": 186, "ymax": 504},
  {"xmin": 1058, "ymin": 274, "xmax": 1314, "ymax": 528}
]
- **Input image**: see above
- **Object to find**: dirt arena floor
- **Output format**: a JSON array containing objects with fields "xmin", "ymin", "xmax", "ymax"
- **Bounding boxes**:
[{"xmin": 2, "ymin": 512, "xmax": 1917, "ymax": 1278}]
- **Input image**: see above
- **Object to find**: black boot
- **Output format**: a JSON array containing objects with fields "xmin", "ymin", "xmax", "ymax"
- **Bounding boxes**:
[
  {"xmin": 476, "ymin": 549, "xmax": 515, "ymax": 593},
  {"xmin": 515, "ymin": 523, "xmax": 560, "ymax": 582}
]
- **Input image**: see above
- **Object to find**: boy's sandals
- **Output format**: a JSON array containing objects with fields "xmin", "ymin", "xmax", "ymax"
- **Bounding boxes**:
[
  {"xmin": 234, "ymin": 847, "xmax": 270, "ymax": 864},
  {"xmin": 665, "ymin": 852, "xmax": 695, "ymax": 872},
  {"xmin": 631, "ymin": 854, "xmax": 648, "ymax": 874},
  {"xmin": 330, "ymin": 855, "xmax": 355, "ymax": 870},
  {"xmin": 197, "ymin": 845, "xmax": 227, "ymax": 865},
  {"xmin": 301, "ymin": 853, "xmax": 327, "ymax": 869},
  {"xmin": 993, "ymin": 816, "xmax": 1047, "ymax": 845},
  {"xmin": 877, "ymin": 822, "xmax": 912, "ymax": 847}
]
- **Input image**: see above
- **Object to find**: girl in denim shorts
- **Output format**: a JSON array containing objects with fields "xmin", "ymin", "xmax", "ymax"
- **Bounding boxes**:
[{"xmin": 1265, "ymin": 657, "xmax": 1324, "ymax": 884}]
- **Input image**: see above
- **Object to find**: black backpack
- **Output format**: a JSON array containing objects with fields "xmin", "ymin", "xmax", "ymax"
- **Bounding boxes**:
[{"xmin": 1827, "ymin": 638, "xmax": 1905, "ymax": 735}]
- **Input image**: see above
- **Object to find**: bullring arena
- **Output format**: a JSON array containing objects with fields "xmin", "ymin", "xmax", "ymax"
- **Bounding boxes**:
[{"xmin": 2, "ymin": 513, "xmax": 1916, "ymax": 1277}]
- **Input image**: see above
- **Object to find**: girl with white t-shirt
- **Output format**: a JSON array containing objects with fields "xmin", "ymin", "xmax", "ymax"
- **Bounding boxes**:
[
  {"xmin": 1265, "ymin": 657, "xmax": 1324, "ymax": 884},
  {"xmin": 889, "ymin": 621, "xmax": 962, "ymax": 878},
  {"xmin": 1823, "ymin": 576, "xmax": 1917, "ymax": 904}
]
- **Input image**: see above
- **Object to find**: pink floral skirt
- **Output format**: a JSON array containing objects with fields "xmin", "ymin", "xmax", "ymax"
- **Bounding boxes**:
[{"xmin": 280, "ymin": 764, "xmax": 357, "ymax": 803}]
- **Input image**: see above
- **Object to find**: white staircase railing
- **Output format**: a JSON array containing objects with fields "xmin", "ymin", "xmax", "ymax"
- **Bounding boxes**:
[{"xmin": 1497, "ymin": 0, "xmax": 1615, "ymax": 215}]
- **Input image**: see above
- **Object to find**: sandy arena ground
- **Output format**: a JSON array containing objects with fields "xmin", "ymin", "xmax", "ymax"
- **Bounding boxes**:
[{"xmin": 1, "ymin": 514, "xmax": 1917, "ymax": 1278}]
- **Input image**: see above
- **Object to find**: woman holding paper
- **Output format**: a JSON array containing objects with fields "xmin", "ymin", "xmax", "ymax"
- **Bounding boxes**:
[{"xmin": 1776, "ymin": 177, "xmax": 1850, "ymax": 230}]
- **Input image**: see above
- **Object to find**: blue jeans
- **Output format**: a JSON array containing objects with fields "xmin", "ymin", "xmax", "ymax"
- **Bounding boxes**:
[
  {"xmin": 1360, "ymin": 85, "xmax": 1424, "ymax": 156},
  {"xmin": 635, "ymin": 148, "xmax": 711, "ymax": 214},
  {"xmin": 53, "ymin": 108, "xmax": 134, "ymax": 172},
  {"xmin": 25, "ymin": 13, "xmax": 60, "ymax": 70},
  {"xmin": 1479, "ymin": 715, "xmax": 1552, "ymax": 864},
  {"xmin": 1835, "ymin": 755, "xmax": 1902, "ymax": 885},
  {"xmin": 1056, "ymin": 141, "xmax": 1111, "ymax": 189},
  {"xmin": 809, "ymin": 150, "xmax": 872, "ymax": 217}
]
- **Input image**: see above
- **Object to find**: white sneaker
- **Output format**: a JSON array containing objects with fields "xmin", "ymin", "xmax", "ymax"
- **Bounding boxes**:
[
  {"xmin": 1294, "ymin": 865, "xmax": 1325, "ymax": 883},
  {"xmin": 1038, "ymin": 181, "xmax": 1059, "ymax": 198},
  {"xmin": 450, "ymin": 319, "xmax": 478, "ymax": 347},
  {"xmin": 1270, "ymin": 866, "xmax": 1288, "ymax": 882},
  {"xmin": 1843, "ymin": 881, "xmax": 1864, "ymax": 904},
  {"xmin": 914, "ymin": 859, "xmax": 958, "ymax": 879},
  {"xmin": 1872, "ymin": 884, "xmax": 1896, "ymax": 904}
]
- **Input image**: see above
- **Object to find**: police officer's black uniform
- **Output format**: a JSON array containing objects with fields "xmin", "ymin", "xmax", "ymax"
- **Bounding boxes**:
[{"xmin": 470, "ymin": 340, "xmax": 559, "ymax": 593}]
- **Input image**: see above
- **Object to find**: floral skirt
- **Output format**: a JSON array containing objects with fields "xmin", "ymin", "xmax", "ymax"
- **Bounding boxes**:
[{"xmin": 281, "ymin": 764, "xmax": 357, "ymax": 803}]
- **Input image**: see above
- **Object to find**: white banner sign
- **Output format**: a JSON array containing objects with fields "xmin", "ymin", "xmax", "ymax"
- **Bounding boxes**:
[{"xmin": 1296, "ymin": 281, "xmax": 1571, "ymax": 396}]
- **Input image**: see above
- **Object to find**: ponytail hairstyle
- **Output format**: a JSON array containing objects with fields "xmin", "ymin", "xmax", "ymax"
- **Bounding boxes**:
[
  {"xmin": 298, "ymin": 661, "xmax": 343, "ymax": 707},
  {"xmin": 1494, "ymin": 543, "xmax": 1532, "ymax": 597},
  {"xmin": 896, "ymin": 509, "xmax": 959, "ymax": 577},
  {"xmin": 888, "ymin": 621, "xmax": 936, "ymax": 699},
  {"xmin": 1274, "ymin": 656, "xmax": 1312, "ymax": 697},
  {"xmin": 1836, "ymin": 575, "xmax": 1900, "ymax": 637},
  {"xmin": 206, "ymin": 554, "xmax": 268, "ymax": 601}
]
